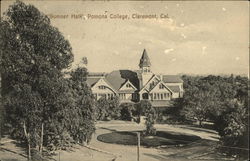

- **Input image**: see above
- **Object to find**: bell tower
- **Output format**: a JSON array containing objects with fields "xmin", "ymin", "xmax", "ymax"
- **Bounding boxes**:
[{"xmin": 139, "ymin": 49, "xmax": 153, "ymax": 87}]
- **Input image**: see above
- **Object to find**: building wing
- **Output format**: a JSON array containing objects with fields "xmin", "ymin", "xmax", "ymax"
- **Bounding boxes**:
[
  {"xmin": 162, "ymin": 75, "xmax": 183, "ymax": 83},
  {"xmin": 86, "ymin": 77, "xmax": 100, "ymax": 87},
  {"xmin": 105, "ymin": 70, "xmax": 139, "ymax": 91}
]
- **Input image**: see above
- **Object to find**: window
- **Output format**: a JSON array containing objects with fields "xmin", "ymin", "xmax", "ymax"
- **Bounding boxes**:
[
  {"xmin": 132, "ymin": 93, "xmax": 138, "ymax": 100},
  {"xmin": 119, "ymin": 93, "xmax": 126, "ymax": 99},
  {"xmin": 98, "ymin": 85, "xmax": 106, "ymax": 90},
  {"xmin": 159, "ymin": 84, "xmax": 164, "ymax": 89},
  {"xmin": 164, "ymin": 93, "xmax": 167, "ymax": 99},
  {"xmin": 150, "ymin": 93, "xmax": 153, "ymax": 100},
  {"xmin": 126, "ymin": 83, "xmax": 131, "ymax": 88},
  {"xmin": 161, "ymin": 94, "xmax": 163, "ymax": 100}
]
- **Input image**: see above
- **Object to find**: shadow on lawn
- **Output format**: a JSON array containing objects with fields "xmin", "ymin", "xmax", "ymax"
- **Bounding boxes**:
[{"xmin": 97, "ymin": 131, "xmax": 201, "ymax": 147}]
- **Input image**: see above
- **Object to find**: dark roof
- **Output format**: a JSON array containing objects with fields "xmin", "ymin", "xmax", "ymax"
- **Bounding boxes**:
[
  {"xmin": 86, "ymin": 77, "xmax": 100, "ymax": 87},
  {"xmin": 167, "ymin": 85, "xmax": 180, "ymax": 93},
  {"xmin": 139, "ymin": 49, "xmax": 151, "ymax": 68},
  {"xmin": 151, "ymin": 100, "xmax": 173, "ymax": 107},
  {"xmin": 88, "ymin": 72, "xmax": 106, "ymax": 77},
  {"xmin": 105, "ymin": 70, "xmax": 140, "ymax": 91},
  {"xmin": 162, "ymin": 75, "xmax": 183, "ymax": 83}
]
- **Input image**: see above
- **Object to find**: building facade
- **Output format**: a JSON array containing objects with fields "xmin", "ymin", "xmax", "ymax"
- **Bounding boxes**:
[{"xmin": 86, "ymin": 49, "xmax": 184, "ymax": 107}]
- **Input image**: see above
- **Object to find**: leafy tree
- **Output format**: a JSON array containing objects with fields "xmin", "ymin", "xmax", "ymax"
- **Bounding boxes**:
[
  {"xmin": 96, "ymin": 97, "xmax": 110, "ymax": 120},
  {"xmin": 138, "ymin": 100, "xmax": 157, "ymax": 136},
  {"xmin": 180, "ymin": 74, "xmax": 249, "ymax": 158},
  {"xmin": 69, "ymin": 66, "xmax": 96, "ymax": 144},
  {"xmin": 107, "ymin": 96, "xmax": 120, "ymax": 120},
  {"xmin": 4, "ymin": 84, "xmax": 42, "ymax": 159},
  {"xmin": 1, "ymin": 1, "xmax": 73, "ymax": 158},
  {"xmin": 165, "ymin": 98, "xmax": 185, "ymax": 123},
  {"xmin": 135, "ymin": 100, "xmax": 148, "ymax": 117},
  {"xmin": 120, "ymin": 103, "xmax": 135, "ymax": 121},
  {"xmin": 96, "ymin": 96, "xmax": 120, "ymax": 120},
  {"xmin": 213, "ymin": 100, "xmax": 249, "ymax": 158},
  {"xmin": 0, "ymin": 79, "xmax": 4, "ymax": 141},
  {"xmin": 81, "ymin": 57, "xmax": 88, "ymax": 66},
  {"xmin": 181, "ymin": 88, "xmax": 214, "ymax": 126}
]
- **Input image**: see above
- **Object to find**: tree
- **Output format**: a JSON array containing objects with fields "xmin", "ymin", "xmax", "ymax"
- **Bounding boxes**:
[
  {"xmin": 69, "ymin": 66, "xmax": 96, "ymax": 144},
  {"xmin": 81, "ymin": 57, "xmax": 88, "ymax": 66},
  {"xmin": 181, "ymin": 88, "xmax": 214, "ymax": 126},
  {"xmin": 0, "ymin": 77, "xmax": 4, "ymax": 141},
  {"xmin": 213, "ymin": 100, "xmax": 249, "ymax": 158},
  {"xmin": 96, "ymin": 96, "xmax": 120, "ymax": 121},
  {"xmin": 120, "ymin": 103, "xmax": 135, "ymax": 121},
  {"xmin": 180, "ymin": 74, "xmax": 249, "ymax": 158},
  {"xmin": 96, "ymin": 97, "xmax": 110, "ymax": 120},
  {"xmin": 138, "ymin": 100, "xmax": 157, "ymax": 136},
  {"xmin": 1, "ymin": 1, "xmax": 73, "ymax": 158},
  {"xmin": 107, "ymin": 96, "xmax": 120, "ymax": 120}
]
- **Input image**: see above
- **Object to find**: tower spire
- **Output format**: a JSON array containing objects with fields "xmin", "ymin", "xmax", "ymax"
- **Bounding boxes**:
[{"xmin": 139, "ymin": 49, "xmax": 151, "ymax": 68}]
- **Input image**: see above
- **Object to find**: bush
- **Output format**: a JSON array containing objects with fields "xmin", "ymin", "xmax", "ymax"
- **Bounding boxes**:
[
  {"xmin": 120, "ymin": 103, "xmax": 135, "ymax": 121},
  {"xmin": 140, "ymin": 100, "xmax": 157, "ymax": 136},
  {"xmin": 96, "ymin": 97, "xmax": 120, "ymax": 120},
  {"xmin": 213, "ymin": 101, "xmax": 249, "ymax": 158}
]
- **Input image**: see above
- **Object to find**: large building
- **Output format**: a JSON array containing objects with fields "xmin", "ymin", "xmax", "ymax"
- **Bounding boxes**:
[{"xmin": 86, "ymin": 49, "xmax": 184, "ymax": 107}]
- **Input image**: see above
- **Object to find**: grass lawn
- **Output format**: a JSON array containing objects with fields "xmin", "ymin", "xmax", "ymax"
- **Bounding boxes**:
[{"xmin": 97, "ymin": 131, "xmax": 201, "ymax": 147}]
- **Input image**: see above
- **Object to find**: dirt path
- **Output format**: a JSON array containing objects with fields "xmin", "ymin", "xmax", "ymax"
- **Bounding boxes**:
[
  {"xmin": 0, "ymin": 121, "xmax": 234, "ymax": 161},
  {"xmin": 0, "ymin": 137, "xmax": 27, "ymax": 161},
  {"xmin": 89, "ymin": 121, "xmax": 233, "ymax": 161}
]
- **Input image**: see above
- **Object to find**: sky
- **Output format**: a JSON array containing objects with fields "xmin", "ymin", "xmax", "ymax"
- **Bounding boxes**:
[{"xmin": 1, "ymin": 0, "xmax": 249, "ymax": 76}]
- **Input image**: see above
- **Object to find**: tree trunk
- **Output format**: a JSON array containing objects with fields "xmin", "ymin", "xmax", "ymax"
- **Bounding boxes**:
[
  {"xmin": 28, "ymin": 142, "xmax": 31, "ymax": 161},
  {"xmin": 199, "ymin": 120, "xmax": 202, "ymax": 127},
  {"xmin": 40, "ymin": 123, "xmax": 44, "ymax": 154},
  {"xmin": 23, "ymin": 122, "xmax": 31, "ymax": 161}
]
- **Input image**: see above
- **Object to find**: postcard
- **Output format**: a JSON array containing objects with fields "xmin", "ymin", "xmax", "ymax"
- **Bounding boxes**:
[{"xmin": 0, "ymin": 1, "xmax": 249, "ymax": 161}]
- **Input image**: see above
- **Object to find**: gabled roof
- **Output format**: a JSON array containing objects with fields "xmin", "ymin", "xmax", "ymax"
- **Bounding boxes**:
[
  {"xmin": 149, "ymin": 81, "xmax": 173, "ymax": 94},
  {"xmin": 167, "ymin": 85, "xmax": 181, "ymax": 93},
  {"xmin": 139, "ymin": 49, "xmax": 151, "ymax": 68},
  {"xmin": 86, "ymin": 77, "xmax": 100, "ymax": 87},
  {"xmin": 90, "ymin": 77, "xmax": 118, "ymax": 93},
  {"xmin": 162, "ymin": 75, "xmax": 183, "ymax": 83},
  {"xmin": 105, "ymin": 70, "xmax": 140, "ymax": 91},
  {"xmin": 119, "ymin": 80, "xmax": 137, "ymax": 92},
  {"xmin": 139, "ymin": 74, "xmax": 159, "ymax": 92}
]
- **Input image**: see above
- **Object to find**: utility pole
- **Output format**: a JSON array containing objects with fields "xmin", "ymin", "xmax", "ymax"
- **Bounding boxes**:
[{"xmin": 137, "ymin": 132, "xmax": 140, "ymax": 161}]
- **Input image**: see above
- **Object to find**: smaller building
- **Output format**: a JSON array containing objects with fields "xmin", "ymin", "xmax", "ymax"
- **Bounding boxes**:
[{"xmin": 86, "ymin": 49, "xmax": 183, "ymax": 108}]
